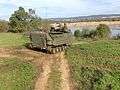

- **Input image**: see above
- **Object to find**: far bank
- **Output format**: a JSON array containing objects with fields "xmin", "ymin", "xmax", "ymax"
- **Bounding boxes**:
[{"xmin": 66, "ymin": 21, "xmax": 120, "ymax": 29}]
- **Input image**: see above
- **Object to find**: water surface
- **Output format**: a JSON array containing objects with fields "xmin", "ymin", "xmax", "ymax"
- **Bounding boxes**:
[{"xmin": 70, "ymin": 26, "xmax": 120, "ymax": 37}]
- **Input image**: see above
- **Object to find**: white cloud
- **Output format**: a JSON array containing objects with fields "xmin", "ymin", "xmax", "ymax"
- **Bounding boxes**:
[
  {"xmin": 0, "ymin": 0, "xmax": 83, "ymax": 19},
  {"xmin": 1, "ymin": 0, "xmax": 120, "ymax": 20},
  {"xmin": 0, "ymin": 0, "xmax": 81, "ymax": 8}
]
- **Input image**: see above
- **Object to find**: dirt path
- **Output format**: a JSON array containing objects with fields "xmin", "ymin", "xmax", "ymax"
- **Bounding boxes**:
[
  {"xmin": 59, "ymin": 52, "xmax": 70, "ymax": 90},
  {"xmin": 34, "ymin": 52, "xmax": 71, "ymax": 90},
  {"xmin": 0, "ymin": 48, "xmax": 53, "ymax": 90},
  {"xmin": 0, "ymin": 48, "xmax": 12, "ymax": 57},
  {"xmin": 34, "ymin": 55, "xmax": 53, "ymax": 90},
  {"xmin": 12, "ymin": 49, "xmax": 54, "ymax": 90},
  {"xmin": 0, "ymin": 48, "xmax": 71, "ymax": 90}
]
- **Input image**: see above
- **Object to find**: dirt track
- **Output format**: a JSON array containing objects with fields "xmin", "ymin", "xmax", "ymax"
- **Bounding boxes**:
[
  {"xmin": 34, "ymin": 55, "xmax": 52, "ymax": 90},
  {"xmin": 0, "ymin": 48, "xmax": 71, "ymax": 90},
  {"xmin": 59, "ymin": 52, "xmax": 70, "ymax": 90}
]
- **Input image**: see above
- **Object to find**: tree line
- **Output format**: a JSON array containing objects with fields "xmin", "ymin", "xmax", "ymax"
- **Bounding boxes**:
[{"xmin": 0, "ymin": 7, "xmax": 50, "ymax": 33}]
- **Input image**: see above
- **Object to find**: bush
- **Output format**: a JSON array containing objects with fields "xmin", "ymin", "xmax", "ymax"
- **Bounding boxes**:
[
  {"xmin": 75, "ymin": 29, "xmax": 96, "ymax": 39},
  {"xmin": 74, "ymin": 30, "xmax": 81, "ymax": 37},
  {"xmin": 81, "ymin": 29, "xmax": 96, "ymax": 38},
  {"xmin": 74, "ymin": 24, "xmax": 111, "ymax": 40},
  {"xmin": 0, "ymin": 21, "xmax": 9, "ymax": 32},
  {"xmin": 81, "ymin": 29, "xmax": 90, "ymax": 38},
  {"xmin": 96, "ymin": 24, "xmax": 111, "ymax": 39}
]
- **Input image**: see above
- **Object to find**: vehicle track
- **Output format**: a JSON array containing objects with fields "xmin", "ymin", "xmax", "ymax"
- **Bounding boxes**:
[
  {"xmin": 0, "ymin": 48, "xmax": 71, "ymax": 90},
  {"xmin": 34, "ymin": 54, "xmax": 53, "ymax": 90},
  {"xmin": 35, "ymin": 52, "xmax": 71, "ymax": 90},
  {"xmin": 59, "ymin": 52, "xmax": 70, "ymax": 90}
]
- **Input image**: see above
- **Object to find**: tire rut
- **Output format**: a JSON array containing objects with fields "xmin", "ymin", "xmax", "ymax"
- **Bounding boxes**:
[
  {"xmin": 34, "ymin": 52, "xmax": 71, "ymax": 90},
  {"xmin": 59, "ymin": 52, "xmax": 70, "ymax": 90},
  {"xmin": 34, "ymin": 54, "xmax": 53, "ymax": 90}
]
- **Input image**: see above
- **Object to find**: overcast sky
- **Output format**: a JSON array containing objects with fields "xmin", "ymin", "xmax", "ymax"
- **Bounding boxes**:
[{"xmin": 0, "ymin": 0, "xmax": 120, "ymax": 20}]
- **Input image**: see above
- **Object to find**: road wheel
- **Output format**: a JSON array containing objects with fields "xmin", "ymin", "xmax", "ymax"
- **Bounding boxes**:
[
  {"xmin": 49, "ymin": 48, "xmax": 52, "ymax": 54},
  {"xmin": 56, "ymin": 47, "xmax": 59, "ymax": 53},
  {"xmin": 51, "ymin": 48, "xmax": 56, "ymax": 54},
  {"xmin": 58, "ymin": 47, "xmax": 62, "ymax": 52},
  {"xmin": 64, "ymin": 46, "xmax": 67, "ymax": 49},
  {"xmin": 47, "ymin": 47, "xmax": 51, "ymax": 54},
  {"xmin": 62, "ymin": 46, "xmax": 65, "ymax": 51}
]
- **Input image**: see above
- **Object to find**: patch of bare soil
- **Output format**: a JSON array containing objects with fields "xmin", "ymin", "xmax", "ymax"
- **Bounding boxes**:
[{"xmin": 0, "ymin": 48, "xmax": 13, "ymax": 57}]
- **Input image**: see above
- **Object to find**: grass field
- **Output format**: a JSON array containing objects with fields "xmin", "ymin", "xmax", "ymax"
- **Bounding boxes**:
[
  {"xmin": 66, "ymin": 40, "xmax": 120, "ymax": 90},
  {"xmin": 0, "ymin": 33, "xmax": 28, "ymax": 48},
  {"xmin": 0, "ymin": 58, "xmax": 38, "ymax": 90}
]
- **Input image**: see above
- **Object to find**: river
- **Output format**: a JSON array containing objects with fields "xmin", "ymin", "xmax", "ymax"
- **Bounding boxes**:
[{"xmin": 111, "ymin": 27, "xmax": 120, "ymax": 36}]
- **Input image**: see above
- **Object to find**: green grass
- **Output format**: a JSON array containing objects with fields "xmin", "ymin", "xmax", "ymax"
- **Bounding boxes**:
[
  {"xmin": 47, "ymin": 59, "xmax": 61, "ymax": 90},
  {"xmin": 66, "ymin": 40, "xmax": 120, "ymax": 90},
  {"xmin": 0, "ymin": 33, "xmax": 28, "ymax": 48},
  {"xmin": 0, "ymin": 58, "xmax": 38, "ymax": 90}
]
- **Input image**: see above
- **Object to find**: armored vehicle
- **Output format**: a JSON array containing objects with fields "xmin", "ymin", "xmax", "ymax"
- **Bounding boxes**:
[{"xmin": 27, "ymin": 23, "xmax": 73, "ymax": 53}]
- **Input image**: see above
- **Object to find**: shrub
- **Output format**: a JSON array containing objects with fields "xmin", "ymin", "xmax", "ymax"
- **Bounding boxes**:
[
  {"xmin": 96, "ymin": 24, "xmax": 111, "ymax": 39},
  {"xmin": 0, "ymin": 21, "xmax": 9, "ymax": 32},
  {"xmin": 81, "ymin": 29, "xmax": 96, "ymax": 38},
  {"xmin": 77, "ymin": 29, "xmax": 96, "ymax": 39},
  {"xmin": 74, "ymin": 29, "xmax": 81, "ymax": 37},
  {"xmin": 74, "ymin": 29, "xmax": 94, "ymax": 38},
  {"xmin": 81, "ymin": 29, "xmax": 90, "ymax": 38}
]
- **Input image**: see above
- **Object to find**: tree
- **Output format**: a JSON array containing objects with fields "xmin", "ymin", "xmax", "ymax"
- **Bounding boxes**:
[
  {"xmin": 9, "ymin": 7, "xmax": 42, "ymax": 33},
  {"xmin": 96, "ymin": 24, "xmax": 111, "ymax": 38},
  {"xmin": 28, "ymin": 17, "xmax": 41, "ymax": 30},
  {"xmin": 28, "ymin": 9, "xmax": 41, "ymax": 31},
  {"xmin": 9, "ymin": 7, "xmax": 29, "ymax": 33}
]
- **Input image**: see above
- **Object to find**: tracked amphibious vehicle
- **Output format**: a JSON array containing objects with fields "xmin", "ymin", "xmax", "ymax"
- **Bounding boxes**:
[{"xmin": 27, "ymin": 24, "xmax": 73, "ymax": 53}]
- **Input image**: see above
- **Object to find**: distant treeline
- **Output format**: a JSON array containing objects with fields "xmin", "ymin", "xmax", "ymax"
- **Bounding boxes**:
[{"xmin": 49, "ymin": 17, "xmax": 120, "ymax": 23}]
